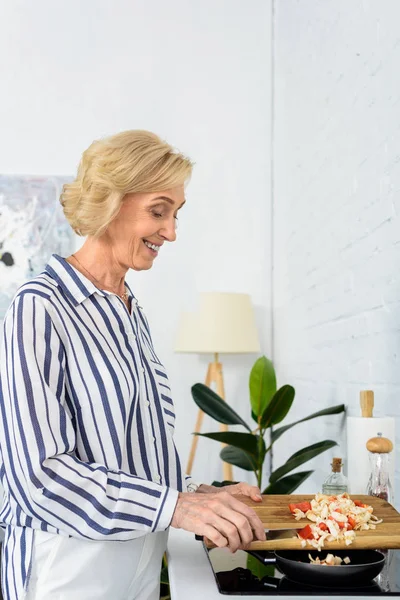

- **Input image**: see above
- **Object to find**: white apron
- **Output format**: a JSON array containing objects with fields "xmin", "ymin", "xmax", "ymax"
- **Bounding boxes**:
[{"xmin": 24, "ymin": 529, "xmax": 169, "ymax": 600}]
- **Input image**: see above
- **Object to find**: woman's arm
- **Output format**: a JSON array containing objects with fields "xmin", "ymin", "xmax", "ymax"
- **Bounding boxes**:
[{"xmin": 0, "ymin": 292, "xmax": 178, "ymax": 541}]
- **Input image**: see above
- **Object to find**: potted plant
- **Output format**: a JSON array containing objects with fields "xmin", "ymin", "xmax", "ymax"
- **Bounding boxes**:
[{"xmin": 191, "ymin": 355, "xmax": 345, "ymax": 493}]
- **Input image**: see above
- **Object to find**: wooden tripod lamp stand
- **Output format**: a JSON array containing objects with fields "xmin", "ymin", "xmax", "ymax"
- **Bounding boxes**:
[{"xmin": 175, "ymin": 292, "xmax": 260, "ymax": 482}]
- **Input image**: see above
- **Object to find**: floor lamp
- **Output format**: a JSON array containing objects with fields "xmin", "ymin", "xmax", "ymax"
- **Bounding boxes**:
[{"xmin": 175, "ymin": 292, "xmax": 260, "ymax": 481}]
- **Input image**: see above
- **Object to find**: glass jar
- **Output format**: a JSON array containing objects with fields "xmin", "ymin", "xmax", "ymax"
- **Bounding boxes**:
[
  {"xmin": 322, "ymin": 457, "xmax": 348, "ymax": 495},
  {"xmin": 366, "ymin": 451, "xmax": 393, "ymax": 503}
]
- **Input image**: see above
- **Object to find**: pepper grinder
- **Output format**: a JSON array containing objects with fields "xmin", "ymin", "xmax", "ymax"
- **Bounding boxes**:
[{"xmin": 366, "ymin": 433, "xmax": 394, "ymax": 503}]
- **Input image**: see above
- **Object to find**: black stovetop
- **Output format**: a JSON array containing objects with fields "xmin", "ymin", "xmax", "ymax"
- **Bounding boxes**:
[{"xmin": 205, "ymin": 546, "xmax": 400, "ymax": 596}]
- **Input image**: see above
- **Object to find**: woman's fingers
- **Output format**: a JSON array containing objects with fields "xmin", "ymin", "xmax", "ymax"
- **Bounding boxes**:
[
  {"xmin": 247, "ymin": 486, "xmax": 263, "ymax": 502},
  {"xmin": 202, "ymin": 525, "xmax": 228, "ymax": 549},
  {"xmin": 194, "ymin": 500, "xmax": 244, "ymax": 552},
  {"xmin": 240, "ymin": 485, "xmax": 263, "ymax": 502},
  {"xmin": 208, "ymin": 503, "xmax": 254, "ymax": 550},
  {"xmin": 170, "ymin": 491, "xmax": 266, "ymax": 553},
  {"xmin": 221, "ymin": 493, "xmax": 266, "ymax": 542},
  {"xmin": 226, "ymin": 482, "xmax": 263, "ymax": 502},
  {"xmin": 211, "ymin": 515, "xmax": 242, "ymax": 552}
]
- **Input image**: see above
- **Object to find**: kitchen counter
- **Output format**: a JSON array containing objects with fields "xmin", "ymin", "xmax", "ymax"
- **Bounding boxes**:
[{"xmin": 166, "ymin": 528, "xmax": 397, "ymax": 599}]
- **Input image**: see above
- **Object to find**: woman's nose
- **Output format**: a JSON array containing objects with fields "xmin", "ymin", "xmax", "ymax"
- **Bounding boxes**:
[{"xmin": 160, "ymin": 218, "xmax": 177, "ymax": 242}]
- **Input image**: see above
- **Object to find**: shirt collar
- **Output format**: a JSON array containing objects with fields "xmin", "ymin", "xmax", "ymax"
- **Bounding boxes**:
[{"xmin": 45, "ymin": 254, "xmax": 107, "ymax": 306}]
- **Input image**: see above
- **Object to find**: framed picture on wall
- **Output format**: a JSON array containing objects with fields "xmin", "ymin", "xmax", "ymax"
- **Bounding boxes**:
[{"xmin": 0, "ymin": 175, "xmax": 74, "ymax": 320}]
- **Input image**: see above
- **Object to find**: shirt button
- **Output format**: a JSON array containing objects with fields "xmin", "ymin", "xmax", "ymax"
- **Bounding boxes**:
[
  {"xmin": 146, "ymin": 401, "xmax": 150, "ymax": 407},
  {"xmin": 155, "ymin": 475, "xmax": 160, "ymax": 482},
  {"xmin": 141, "ymin": 367, "xmax": 145, "ymax": 373},
  {"xmin": 153, "ymin": 437, "xmax": 156, "ymax": 443}
]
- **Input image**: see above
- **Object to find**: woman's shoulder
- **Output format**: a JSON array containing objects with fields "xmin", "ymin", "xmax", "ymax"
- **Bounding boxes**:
[
  {"xmin": 16, "ymin": 271, "xmax": 59, "ymax": 302},
  {"xmin": 4, "ymin": 272, "xmax": 59, "ymax": 321}
]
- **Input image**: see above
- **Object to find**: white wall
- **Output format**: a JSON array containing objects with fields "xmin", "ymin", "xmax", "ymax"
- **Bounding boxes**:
[
  {"xmin": 0, "ymin": 0, "xmax": 272, "ymax": 485},
  {"xmin": 2, "ymin": 0, "xmax": 399, "ymax": 503},
  {"xmin": 273, "ymin": 0, "xmax": 400, "ymax": 501}
]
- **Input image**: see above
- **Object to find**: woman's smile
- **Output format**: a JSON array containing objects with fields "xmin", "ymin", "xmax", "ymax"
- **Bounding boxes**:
[{"xmin": 143, "ymin": 239, "xmax": 162, "ymax": 256}]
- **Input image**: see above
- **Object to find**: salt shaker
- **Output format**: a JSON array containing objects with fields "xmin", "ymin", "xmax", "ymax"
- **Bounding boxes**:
[{"xmin": 366, "ymin": 433, "xmax": 394, "ymax": 503}]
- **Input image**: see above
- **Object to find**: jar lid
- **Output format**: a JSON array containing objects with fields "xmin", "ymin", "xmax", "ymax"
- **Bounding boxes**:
[{"xmin": 366, "ymin": 432, "xmax": 393, "ymax": 453}]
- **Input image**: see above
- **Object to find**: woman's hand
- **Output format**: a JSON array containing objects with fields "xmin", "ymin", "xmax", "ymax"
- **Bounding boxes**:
[
  {"xmin": 196, "ymin": 482, "xmax": 263, "ymax": 503},
  {"xmin": 170, "ymin": 491, "xmax": 266, "ymax": 553},
  {"xmin": 216, "ymin": 482, "xmax": 263, "ymax": 502}
]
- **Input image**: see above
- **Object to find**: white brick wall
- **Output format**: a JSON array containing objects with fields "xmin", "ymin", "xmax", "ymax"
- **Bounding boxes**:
[{"xmin": 272, "ymin": 0, "xmax": 400, "ymax": 503}]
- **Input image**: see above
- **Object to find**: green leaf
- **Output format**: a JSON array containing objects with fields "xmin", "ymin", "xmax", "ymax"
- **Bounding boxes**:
[
  {"xmin": 271, "ymin": 404, "xmax": 346, "ymax": 443},
  {"xmin": 195, "ymin": 432, "xmax": 262, "ymax": 456},
  {"xmin": 160, "ymin": 584, "xmax": 170, "ymax": 600},
  {"xmin": 246, "ymin": 554, "xmax": 275, "ymax": 580},
  {"xmin": 262, "ymin": 470, "xmax": 313, "ymax": 494},
  {"xmin": 249, "ymin": 356, "xmax": 277, "ymax": 420},
  {"xmin": 191, "ymin": 383, "xmax": 251, "ymax": 431},
  {"xmin": 289, "ymin": 440, "xmax": 334, "ymax": 462},
  {"xmin": 160, "ymin": 566, "xmax": 169, "ymax": 585},
  {"xmin": 251, "ymin": 410, "xmax": 259, "ymax": 424},
  {"xmin": 220, "ymin": 445, "xmax": 258, "ymax": 471},
  {"xmin": 260, "ymin": 385, "xmax": 295, "ymax": 428},
  {"xmin": 269, "ymin": 440, "xmax": 337, "ymax": 483}
]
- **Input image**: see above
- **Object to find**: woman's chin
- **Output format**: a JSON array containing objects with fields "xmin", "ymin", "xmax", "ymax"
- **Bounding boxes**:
[{"xmin": 130, "ymin": 259, "xmax": 154, "ymax": 271}]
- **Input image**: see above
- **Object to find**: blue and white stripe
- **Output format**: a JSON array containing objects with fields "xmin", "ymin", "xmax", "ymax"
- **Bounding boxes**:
[{"xmin": 0, "ymin": 254, "xmax": 194, "ymax": 600}]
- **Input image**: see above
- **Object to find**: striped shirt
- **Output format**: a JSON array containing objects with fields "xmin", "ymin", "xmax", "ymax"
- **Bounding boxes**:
[{"xmin": 0, "ymin": 254, "xmax": 195, "ymax": 600}]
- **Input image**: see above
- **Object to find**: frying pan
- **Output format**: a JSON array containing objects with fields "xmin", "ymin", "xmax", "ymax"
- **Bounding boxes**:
[{"xmin": 246, "ymin": 549, "xmax": 386, "ymax": 587}]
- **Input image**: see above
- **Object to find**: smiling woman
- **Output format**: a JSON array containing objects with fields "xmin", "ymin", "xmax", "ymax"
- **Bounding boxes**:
[
  {"xmin": 98, "ymin": 186, "xmax": 186, "ymax": 274},
  {"xmin": 60, "ymin": 130, "xmax": 190, "ymax": 298},
  {"xmin": 0, "ymin": 130, "xmax": 266, "ymax": 600}
]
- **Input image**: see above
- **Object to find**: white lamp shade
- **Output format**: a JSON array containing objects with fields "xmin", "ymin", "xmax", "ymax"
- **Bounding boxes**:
[{"xmin": 175, "ymin": 292, "xmax": 260, "ymax": 354}]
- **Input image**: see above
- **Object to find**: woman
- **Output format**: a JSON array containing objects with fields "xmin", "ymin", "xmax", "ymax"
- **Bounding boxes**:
[{"xmin": 0, "ymin": 131, "xmax": 266, "ymax": 600}]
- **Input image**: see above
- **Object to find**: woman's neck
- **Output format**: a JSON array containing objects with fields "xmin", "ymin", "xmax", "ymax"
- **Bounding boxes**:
[{"xmin": 67, "ymin": 238, "xmax": 128, "ymax": 298}]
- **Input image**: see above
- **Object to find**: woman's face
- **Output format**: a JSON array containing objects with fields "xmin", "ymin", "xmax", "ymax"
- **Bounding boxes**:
[{"xmin": 104, "ymin": 186, "xmax": 186, "ymax": 271}]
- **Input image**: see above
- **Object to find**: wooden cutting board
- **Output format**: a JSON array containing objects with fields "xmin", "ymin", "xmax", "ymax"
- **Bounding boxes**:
[{"xmin": 204, "ymin": 494, "xmax": 400, "ymax": 551}]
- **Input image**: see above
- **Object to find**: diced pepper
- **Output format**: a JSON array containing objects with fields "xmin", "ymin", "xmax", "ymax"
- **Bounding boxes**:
[
  {"xmin": 288, "ymin": 502, "xmax": 312, "ymax": 514},
  {"xmin": 353, "ymin": 500, "xmax": 367, "ymax": 508},
  {"xmin": 347, "ymin": 517, "xmax": 356, "ymax": 530},
  {"xmin": 318, "ymin": 522, "xmax": 328, "ymax": 531},
  {"xmin": 298, "ymin": 524, "xmax": 314, "ymax": 540}
]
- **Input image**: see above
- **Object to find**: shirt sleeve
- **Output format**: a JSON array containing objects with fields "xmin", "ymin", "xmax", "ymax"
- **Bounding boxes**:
[
  {"xmin": 184, "ymin": 475, "xmax": 200, "ymax": 492},
  {"xmin": 0, "ymin": 292, "xmax": 179, "ymax": 541}
]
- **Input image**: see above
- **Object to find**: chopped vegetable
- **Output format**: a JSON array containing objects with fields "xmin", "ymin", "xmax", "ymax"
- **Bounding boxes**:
[
  {"xmin": 353, "ymin": 499, "xmax": 367, "ymax": 508},
  {"xmin": 289, "ymin": 501, "xmax": 312, "ymax": 514},
  {"xmin": 288, "ymin": 493, "xmax": 383, "ymax": 551},
  {"xmin": 347, "ymin": 516, "xmax": 356, "ymax": 530},
  {"xmin": 308, "ymin": 553, "xmax": 351, "ymax": 566},
  {"xmin": 298, "ymin": 524, "xmax": 314, "ymax": 540}
]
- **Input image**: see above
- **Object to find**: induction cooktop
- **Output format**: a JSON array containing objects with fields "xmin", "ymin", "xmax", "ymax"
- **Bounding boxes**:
[{"xmin": 205, "ymin": 545, "xmax": 400, "ymax": 596}]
